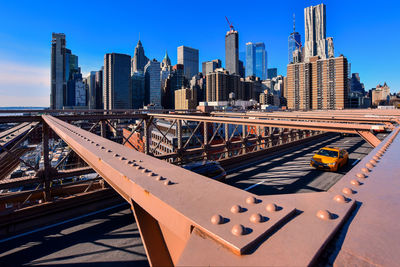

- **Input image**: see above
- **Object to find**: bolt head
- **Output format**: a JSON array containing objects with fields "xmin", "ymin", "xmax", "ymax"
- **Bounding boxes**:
[
  {"xmin": 266, "ymin": 203, "xmax": 277, "ymax": 212},
  {"xmin": 365, "ymin": 163, "xmax": 374, "ymax": 169},
  {"xmin": 350, "ymin": 179, "xmax": 361, "ymax": 186},
  {"xmin": 156, "ymin": 175, "xmax": 164, "ymax": 181},
  {"xmin": 231, "ymin": 224, "xmax": 245, "ymax": 236},
  {"xmin": 333, "ymin": 194, "xmax": 346, "ymax": 203},
  {"xmin": 342, "ymin": 187, "xmax": 353, "ymax": 195},
  {"xmin": 230, "ymin": 205, "xmax": 242, "ymax": 214},
  {"xmin": 211, "ymin": 214, "xmax": 223, "ymax": 225},
  {"xmin": 250, "ymin": 213, "xmax": 263, "ymax": 223},
  {"xmin": 246, "ymin": 196, "xmax": 257, "ymax": 204},
  {"xmin": 164, "ymin": 180, "xmax": 171, "ymax": 186},
  {"xmin": 316, "ymin": 210, "xmax": 332, "ymax": 220},
  {"xmin": 356, "ymin": 173, "xmax": 366, "ymax": 179},
  {"xmin": 361, "ymin": 167, "xmax": 370, "ymax": 173}
]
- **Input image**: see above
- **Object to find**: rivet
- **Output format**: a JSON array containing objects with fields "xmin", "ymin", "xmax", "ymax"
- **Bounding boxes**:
[
  {"xmin": 372, "ymin": 156, "xmax": 379, "ymax": 161},
  {"xmin": 361, "ymin": 167, "xmax": 370, "ymax": 173},
  {"xmin": 126, "ymin": 161, "xmax": 132, "ymax": 164},
  {"xmin": 246, "ymin": 196, "xmax": 257, "ymax": 204},
  {"xmin": 231, "ymin": 224, "xmax": 245, "ymax": 236},
  {"xmin": 139, "ymin": 160, "xmax": 143, "ymax": 162},
  {"xmin": 316, "ymin": 210, "xmax": 332, "ymax": 220},
  {"xmin": 365, "ymin": 163, "xmax": 374, "ymax": 169},
  {"xmin": 148, "ymin": 172, "xmax": 154, "ymax": 177},
  {"xmin": 266, "ymin": 203, "xmax": 277, "ymax": 212},
  {"xmin": 356, "ymin": 173, "xmax": 366, "ymax": 179},
  {"xmin": 342, "ymin": 187, "xmax": 353, "ymax": 195},
  {"xmin": 333, "ymin": 194, "xmax": 346, "ymax": 203},
  {"xmin": 211, "ymin": 214, "xmax": 223, "ymax": 225},
  {"xmin": 96, "ymin": 144, "xmax": 100, "ymax": 146},
  {"xmin": 230, "ymin": 205, "xmax": 242, "ymax": 213},
  {"xmin": 164, "ymin": 180, "xmax": 171, "ymax": 186},
  {"xmin": 131, "ymin": 163, "xmax": 138, "ymax": 167},
  {"xmin": 91, "ymin": 141, "xmax": 94, "ymax": 144},
  {"xmin": 156, "ymin": 175, "xmax": 164, "ymax": 181},
  {"xmin": 142, "ymin": 169, "xmax": 148, "ymax": 173},
  {"xmin": 114, "ymin": 154, "xmax": 120, "ymax": 158},
  {"xmin": 350, "ymin": 179, "xmax": 361, "ymax": 186},
  {"xmin": 136, "ymin": 166, "xmax": 142, "ymax": 170},
  {"xmin": 249, "ymin": 213, "xmax": 263, "ymax": 223},
  {"xmin": 369, "ymin": 159, "xmax": 377, "ymax": 165},
  {"xmin": 101, "ymin": 146, "xmax": 105, "ymax": 149},
  {"xmin": 120, "ymin": 157, "xmax": 126, "ymax": 161},
  {"xmin": 107, "ymin": 149, "xmax": 112, "ymax": 153}
]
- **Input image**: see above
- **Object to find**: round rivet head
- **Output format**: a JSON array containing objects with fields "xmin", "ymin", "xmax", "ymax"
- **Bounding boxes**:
[
  {"xmin": 266, "ymin": 203, "xmax": 278, "ymax": 212},
  {"xmin": 156, "ymin": 175, "xmax": 164, "ymax": 181},
  {"xmin": 246, "ymin": 196, "xmax": 257, "ymax": 204},
  {"xmin": 120, "ymin": 157, "xmax": 126, "ymax": 161},
  {"xmin": 250, "ymin": 213, "xmax": 263, "ymax": 223},
  {"xmin": 211, "ymin": 214, "xmax": 223, "ymax": 225},
  {"xmin": 107, "ymin": 149, "xmax": 112, "ymax": 153},
  {"xmin": 164, "ymin": 180, "xmax": 172, "ymax": 186},
  {"xmin": 114, "ymin": 154, "xmax": 120, "ymax": 158},
  {"xmin": 361, "ymin": 167, "xmax": 370, "ymax": 173},
  {"xmin": 372, "ymin": 156, "xmax": 379, "ymax": 161},
  {"xmin": 231, "ymin": 224, "xmax": 245, "ymax": 236},
  {"xmin": 333, "ymin": 194, "xmax": 346, "ymax": 203},
  {"xmin": 350, "ymin": 179, "xmax": 361, "ymax": 186},
  {"xmin": 356, "ymin": 173, "xmax": 366, "ymax": 179},
  {"xmin": 376, "ymin": 152, "xmax": 382, "ymax": 157},
  {"xmin": 342, "ymin": 187, "xmax": 353, "ymax": 195},
  {"xmin": 141, "ymin": 169, "xmax": 148, "ymax": 173},
  {"xmin": 136, "ymin": 166, "xmax": 142, "ymax": 170},
  {"xmin": 369, "ymin": 159, "xmax": 376, "ymax": 165},
  {"xmin": 365, "ymin": 163, "xmax": 374, "ymax": 169},
  {"xmin": 148, "ymin": 172, "xmax": 154, "ymax": 177},
  {"xmin": 230, "ymin": 205, "xmax": 242, "ymax": 213},
  {"xmin": 316, "ymin": 210, "xmax": 332, "ymax": 220}
]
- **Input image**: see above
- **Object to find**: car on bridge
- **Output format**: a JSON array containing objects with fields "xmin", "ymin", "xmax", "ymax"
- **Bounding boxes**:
[
  {"xmin": 182, "ymin": 160, "xmax": 226, "ymax": 182},
  {"xmin": 310, "ymin": 147, "xmax": 348, "ymax": 172}
]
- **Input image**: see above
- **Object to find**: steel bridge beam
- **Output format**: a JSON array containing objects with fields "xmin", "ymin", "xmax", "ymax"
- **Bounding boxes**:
[{"xmin": 43, "ymin": 114, "xmax": 390, "ymax": 266}]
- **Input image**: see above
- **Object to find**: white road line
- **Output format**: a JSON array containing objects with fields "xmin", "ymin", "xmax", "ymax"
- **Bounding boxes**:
[
  {"xmin": 0, "ymin": 202, "xmax": 128, "ymax": 244},
  {"xmin": 244, "ymin": 180, "xmax": 268, "ymax": 191},
  {"xmin": 344, "ymin": 140, "xmax": 349, "ymax": 143},
  {"xmin": 352, "ymin": 158, "xmax": 361, "ymax": 166}
]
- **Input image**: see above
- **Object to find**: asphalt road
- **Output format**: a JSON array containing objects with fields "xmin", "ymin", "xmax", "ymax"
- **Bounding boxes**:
[
  {"xmin": 225, "ymin": 133, "xmax": 381, "ymax": 195},
  {"xmin": 0, "ymin": 204, "xmax": 148, "ymax": 267}
]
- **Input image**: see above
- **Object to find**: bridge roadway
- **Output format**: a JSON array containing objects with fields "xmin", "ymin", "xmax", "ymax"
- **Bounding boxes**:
[
  {"xmin": 0, "ymin": 133, "xmax": 381, "ymax": 266},
  {"xmin": 225, "ymin": 133, "xmax": 380, "ymax": 196},
  {"xmin": 0, "ymin": 204, "xmax": 147, "ymax": 266}
]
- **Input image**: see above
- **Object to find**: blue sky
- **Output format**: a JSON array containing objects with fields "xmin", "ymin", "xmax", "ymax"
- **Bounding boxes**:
[{"xmin": 0, "ymin": 0, "xmax": 399, "ymax": 107}]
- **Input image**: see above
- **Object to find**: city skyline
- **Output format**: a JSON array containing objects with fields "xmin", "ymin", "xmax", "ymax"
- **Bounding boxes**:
[{"xmin": 0, "ymin": 0, "xmax": 400, "ymax": 106}]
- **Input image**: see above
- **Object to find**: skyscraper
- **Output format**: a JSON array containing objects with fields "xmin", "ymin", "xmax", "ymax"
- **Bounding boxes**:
[
  {"xmin": 177, "ymin": 46, "xmax": 199, "ymax": 80},
  {"xmin": 131, "ymin": 39, "xmax": 149, "ymax": 74},
  {"xmin": 144, "ymin": 59, "xmax": 162, "ymax": 107},
  {"xmin": 131, "ymin": 72, "xmax": 145, "ymax": 109},
  {"xmin": 163, "ymin": 64, "xmax": 186, "ymax": 109},
  {"xmin": 95, "ymin": 68, "xmax": 103, "ymax": 109},
  {"xmin": 304, "ymin": 3, "xmax": 327, "ymax": 62},
  {"xmin": 245, "ymin": 42, "xmax": 267, "ymax": 80},
  {"xmin": 201, "ymin": 59, "xmax": 221, "ymax": 75},
  {"xmin": 50, "ymin": 33, "xmax": 66, "ymax": 109},
  {"xmin": 103, "ymin": 53, "xmax": 132, "ymax": 110},
  {"xmin": 225, "ymin": 29, "xmax": 239, "ymax": 75},
  {"xmin": 288, "ymin": 15, "xmax": 301, "ymax": 64},
  {"xmin": 267, "ymin": 68, "xmax": 278, "ymax": 79},
  {"xmin": 86, "ymin": 71, "xmax": 97, "ymax": 109}
]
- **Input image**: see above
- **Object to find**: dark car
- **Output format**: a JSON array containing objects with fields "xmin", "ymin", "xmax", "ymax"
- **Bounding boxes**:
[{"xmin": 182, "ymin": 160, "xmax": 226, "ymax": 182}]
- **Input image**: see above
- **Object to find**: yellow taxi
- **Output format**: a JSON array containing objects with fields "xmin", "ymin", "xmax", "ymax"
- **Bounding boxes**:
[{"xmin": 310, "ymin": 147, "xmax": 348, "ymax": 172}]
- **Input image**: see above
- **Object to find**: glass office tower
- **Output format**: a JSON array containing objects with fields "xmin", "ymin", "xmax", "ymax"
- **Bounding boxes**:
[{"xmin": 246, "ymin": 42, "xmax": 267, "ymax": 80}]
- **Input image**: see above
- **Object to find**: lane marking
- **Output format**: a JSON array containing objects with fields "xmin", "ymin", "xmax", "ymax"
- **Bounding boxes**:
[
  {"xmin": 0, "ymin": 202, "xmax": 128, "ymax": 244},
  {"xmin": 352, "ymin": 158, "xmax": 361, "ymax": 166},
  {"xmin": 244, "ymin": 180, "xmax": 268, "ymax": 191},
  {"xmin": 344, "ymin": 140, "xmax": 349, "ymax": 143}
]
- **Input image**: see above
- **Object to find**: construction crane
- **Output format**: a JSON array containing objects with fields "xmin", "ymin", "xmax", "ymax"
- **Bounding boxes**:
[{"xmin": 225, "ymin": 16, "xmax": 234, "ymax": 31}]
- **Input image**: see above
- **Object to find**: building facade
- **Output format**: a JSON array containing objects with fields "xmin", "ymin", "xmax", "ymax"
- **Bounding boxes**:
[
  {"xmin": 267, "ymin": 68, "xmax": 278, "ymax": 79},
  {"xmin": 131, "ymin": 39, "xmax": 149, "ymax": 74},
  {"xmin": 50, "ymin": 33, "xmax": 66, "ymax": 109},
  {"xmin": 131, "ymin": 72, "xmax": 145, "ymax": 109},
  {"xmin": 144, "ymin": 59, "xmax": 162, "ymax": 107},
  {"xmin": 163, "ymin": 64, "xmax": 186, "ymax": 109},
  {"xmin": 177, "ymin": 46, "xmax": 199, "ymax": 80},
  {"xmin": 288, "ymin": 31, "xmax": 301, "ymax": 64},
  {"xmin": 371, "ymin": 83, "xmax": 390, "ymax": 106},
  {"xmin": 202, "ymin": 59, "xmax": 221, "ymax": 76},
  {"xmin": 175, "ymin": 88, "xmax": 197, "ymax": 110},
  {"xmin": 286, "ymin": 55, "xmax": 349, "ymax": 110},
  {"xmin": 103, "ymin": 53, "xmax": 132, "ymax": 110},
  {"xmin": 304, "ymin": 4, "xmax": 328, "ymax": 62},
  {"xmin": 225, "ymin": 30, "xmax": 239, "ymax": 75},
  {"xmin": 246, "ymin": 42, "xmax": 267, "ymax": 80}
]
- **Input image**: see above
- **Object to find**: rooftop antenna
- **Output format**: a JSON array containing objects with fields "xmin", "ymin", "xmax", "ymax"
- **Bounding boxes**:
[
  {"xmin": 293, "ymin": 13, "xmax": 295, "ymax": 32},
  {"xmin": 139, "ymin": 32, "xmax": 140, "ymax": 40}
]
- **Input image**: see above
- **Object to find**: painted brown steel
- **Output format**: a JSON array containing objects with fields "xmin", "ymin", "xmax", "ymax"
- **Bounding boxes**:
[{"xmin": 42, "ymin": 115, "xmax": 366, "ymax": 266}]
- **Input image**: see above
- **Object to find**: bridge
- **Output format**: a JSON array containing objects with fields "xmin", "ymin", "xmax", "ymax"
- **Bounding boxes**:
[{"xmin": 0, "ymin": 109, "xmax": 399, "ymax": 266}]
